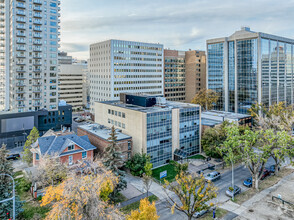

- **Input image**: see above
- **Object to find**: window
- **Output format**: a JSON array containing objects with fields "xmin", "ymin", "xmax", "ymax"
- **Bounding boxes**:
[
  {"xmin": 69, "ymin": 155, "xmax": 73, "ymax": 165},
  {"xmin": 68, "ymin": 145, "xmax": 74, "ymax": 151},
  {"xmin": 128, "ymin": 141, "xmax": 131, "ymax": 150},
  {"xmin": 122, "ymin": 113, "xmax": 125, "ymax": 118},
  {"xmin": 82, "ymin": 151, "xmax": 87, "ymax": 159},
  {"xmin": 36, "ymin": 153, "xmax": 39, "ymax": 160}
]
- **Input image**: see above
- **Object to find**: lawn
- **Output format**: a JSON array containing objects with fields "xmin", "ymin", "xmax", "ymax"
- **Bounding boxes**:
[
  {"xmin": 120, "ymin": 195, "xmax": 158, "ymax": 214},
  {"xmin": 234, "ymin": 168, "xmax": 294, "ymax": 205},
  {"xmin": 188, "ymin": 154, "xmax": 206, "ymax": 160},
  {"xmin": 199, "ymin": 207, "xmax": 228, "ymax": 219},
  {"xmin": 152, "ymin": 164, "xmax": 177, "ymax": 182}
]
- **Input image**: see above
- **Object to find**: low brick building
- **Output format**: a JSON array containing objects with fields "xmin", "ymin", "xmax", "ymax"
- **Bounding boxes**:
[
  {"xmin": 77, "ymin": 123, "xmax": 132, "ymax": 160},
  {"xmin": 31, "ymin": 130, "xmax": 96, "ymax": 166}
]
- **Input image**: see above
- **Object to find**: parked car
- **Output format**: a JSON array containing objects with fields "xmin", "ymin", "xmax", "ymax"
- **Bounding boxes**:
[
  {"xmin": 243, "ymin": 177, "xmax": 252, "ymax": 187},
  {"xmin": 266, "ymin": 165, "xmax": 280, "ymax": 174},
  {"xmin": 193, "ymin": 209, "xmax": 209, "ymax": 218},
  {"xmin": 260, "ymin": 168, "xmax": 271, "ymax": 180},
  {"xmin": 6, "ymin": 154, "xmax": 20, "ymax": 160},
  {"xmin": 225, "ymin": 185, "xmax": 241, "ymax": 197},
  {"xmin": 205, "ymin": 171, "xmax": 221, "ymax": 182}
]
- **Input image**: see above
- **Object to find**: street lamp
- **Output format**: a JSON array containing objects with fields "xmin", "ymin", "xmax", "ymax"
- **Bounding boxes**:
[{"xmin": 0, "ymin": 173, "xmax": 15, "ymax": 220}]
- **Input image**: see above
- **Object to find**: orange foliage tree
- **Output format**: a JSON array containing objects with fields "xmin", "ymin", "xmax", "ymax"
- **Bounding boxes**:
[{"xmin": 127, "ymin": 198, "xmax": 159, "ymax": 220}]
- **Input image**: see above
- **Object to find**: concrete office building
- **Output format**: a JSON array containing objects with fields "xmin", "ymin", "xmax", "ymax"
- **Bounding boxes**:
[
  {"xmin": 95, "ymin": 93, "xmax": 201, "ymax": 168},
  {"xmin": 0, "ymin": 0, "xmax": 60, "ymax": 112},
  {"xmin": 89, "ymin": 40, "xmax": 164, "ymax": 113},
  {"xmin": 207, "ymin": 27, "xmax": 294, "ymax": 113},
  {"xmin": 59, "ymin": 52, "xmax": 87, "ymax": 111},
  {"xmin": 164, "ymin": 49, "xmax": 206, "ymax": 103}
]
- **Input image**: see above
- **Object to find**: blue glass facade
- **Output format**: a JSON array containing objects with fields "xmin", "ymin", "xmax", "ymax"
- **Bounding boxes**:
[
  {"xmin": 228, "ymin": 41, "xmax": 235, "ymax": 112},
  {"xmin": 179, "ymin": 107, "xmax": 200, "ymax": 155},
  {"xmin": 207, "ymin": 43, "xmax": 225, "ymax": 110},
  {"xmin": 146, "ymin": 111, "xmax": 172, "ymax": 168}
]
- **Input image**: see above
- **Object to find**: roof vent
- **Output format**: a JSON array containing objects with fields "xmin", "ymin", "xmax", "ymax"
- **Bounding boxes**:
[{"xmin": 241, "ymin": 26, "xmax": 250, "ymax": 31}]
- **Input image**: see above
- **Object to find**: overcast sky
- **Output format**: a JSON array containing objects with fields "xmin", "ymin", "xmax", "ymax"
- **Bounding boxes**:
[{"xmin": 60, "ymin": 0, "xmax": 294, "ymax": 60}]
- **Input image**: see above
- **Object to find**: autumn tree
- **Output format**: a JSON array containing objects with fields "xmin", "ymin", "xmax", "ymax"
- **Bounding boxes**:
[
  {"xmin": 0, "ymin": 144, "xmax": 23, "ymax": 219},
  {"xmin": 23, "ymin": 127, "xmax": 40, "ymax": 165},
  {"xmin": 142, "ymin": 161, "xmax": 153, "ymax": 197},
  {"xmin": 127, "ymin": 198, "xmax": 159, "ymax": 220},
  {"xmin": 35, "ymin": 154, "xmax": 67, "ymax": 187},
  {"xmin": 163, "ymin": 173, "xmax": 217, "ymax": 220},
  {"xmin": 126, "ymin": 153, "xmax": 150, "ymax": 177},
  {"xmin": 191, "ymin": 89, "xmax": 219, "ymax": 110},
  {"xmin": 41, "ymin": 161, "xmax": 124, "ymax": 220},
  {"xmin": 103, "ymin": 126, "xmax": 127, "ymax": 200}
]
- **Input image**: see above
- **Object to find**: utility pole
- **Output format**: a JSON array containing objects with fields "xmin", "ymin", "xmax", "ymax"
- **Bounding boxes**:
[
  {"xmin": 231, "ymin": 158, "xmax": 234, "ymax": 201},
  {"xmin": 0, "ymin": 173, "xmax": 15, "ymax": 220}
]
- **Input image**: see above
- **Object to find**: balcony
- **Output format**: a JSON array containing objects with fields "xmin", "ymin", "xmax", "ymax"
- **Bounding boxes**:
[
  {"xmin": 16, "ymin": 32, "xmax": 25, "ymax": 37},
  {"xmin": 33, "ymin": 13, "xmax": 42, "ymax": 18},
  {"xmin": 33, "ymin": 47, "xmax": 42, "ymax": 52},
  {"xmin": 16, "ymin": 83, "xmax": 25, "ymax": 87},
  {"xmin": 16, "ymin": 3, "xmax": 26, "ymax": 9},
  {"xmin": 33, "ymin": 61, "xmax": 42, "ymax": 65},
  {"xmin": 33, "ymin": 40, "xmax": 42, "ymax": 45},
  {"xmin": 33, "ymin": 27, "xmax": 42, "ymax": 32},
  {"xmin": 33, "ymin": 75, "xmax": 41, "ymax": 79},
  {"xmin": 33, "ymin": 102, "xmax": 41, "ymax": 106},
  {"xmin": 16, "ymin": 68, "xmax": 25, "ymax": 72},
  {"xmin": 16, "ymin": 17, "xmax": 26, "ymax": 23},
  {"xmin": 16, "ymin": 61, "xmax": 25, "ymax": 65},
  {"xmin": 33, "ymin": 33, "xmax": 42, "ymax": 38},
  {"xmin": 33, "ymin": 89, "xmax": 42, "ymax": 93},
  {"xmin": 16, "ymin": 53, "xmax": 25, "ymax": 58},
  {"xmin": 33, "ymin": 6, "xmax": 42, "ymax": 11},
  {"xmin": 16, "ymin": 24, "xmax": 26, "ymax": 30},
  {"xmin": 33, "ymin": 68, "xmax": 41, "ymax": 72},
  {"xmin": 17, "ymin": 104, "xmax": 26, "ymax": 108},
  {"xmin": 16, "ymin": 75, "xmax": 26, "ymax": 79},
  {"xmin": 16, "ymin": 39, "xmax": 26, "ymax": 44},
  {"xmin": 33, "ymin": 82, "xmax": 42, "ymax": 86},
  {"xmin": 33, "ymin": 0, "xmax": 42, "ymax": 5},
  {"xmin": 16, "ymin": 46, "xmax": 26, "ymax": 51},
  {"xmin": 16, "ymin": 97, "xmax": 25, "ymax": 101},
  {"xmin": 16, "ymin": 10, "xmax": 25, "ymax": 16},
  {"xmin": 16, "ymin": 90, "xmax": 25, "ymax": 94},
  {"xmin": 33, "ymin": 54, "xmax": 42, "ymax": 59},
  {"xmin": 33, "ymin": 20, "xmax": 42, "ymax": 25},
  {"xmin": 33, "ymin": 96, "xmax": 42, "ymax": 100}
]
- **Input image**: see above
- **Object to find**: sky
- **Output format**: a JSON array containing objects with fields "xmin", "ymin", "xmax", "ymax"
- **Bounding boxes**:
[{"xmin": 60, "ymin": 0, "xmax": 294, "ymax": 60}]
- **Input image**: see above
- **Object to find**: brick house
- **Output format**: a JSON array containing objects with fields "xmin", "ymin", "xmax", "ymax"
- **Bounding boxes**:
[
  {"xmin": 77, "ymin": 124, "xmax": 132, "ymax": 160},
  {"xmin": 31, "ymin": 130, "xmax": 96, "ymax": 166}
]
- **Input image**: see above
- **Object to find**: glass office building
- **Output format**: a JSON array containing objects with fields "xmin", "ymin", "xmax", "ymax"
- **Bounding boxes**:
[{"xmin": 207, "ymin": 27, "xmax": 294, "ymax": 113}]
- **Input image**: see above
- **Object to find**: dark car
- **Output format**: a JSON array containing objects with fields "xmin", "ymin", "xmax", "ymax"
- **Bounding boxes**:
[
  {"xmin": 260, "ymin": 169, "xmax": 271, "ymax": 180},
  {"xmin": 266, "ymin": 165, "xmax": 280, "ymax": 174},
  {"xmin": 243, "ymin": 177, "xmax": 252, "ymax": 187},
  {"xmin": 225, "ymin": 185, "xmax": 241, "ymax": 197},
  {"xmin": 6, "ymin": 154, "xmax": 20, "ymax": 160}
]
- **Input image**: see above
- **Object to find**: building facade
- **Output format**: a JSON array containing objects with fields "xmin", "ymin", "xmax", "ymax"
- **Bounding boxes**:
[
  {"xmin": 94, "ymin": 94, "xmax": 201, "ymax": 168},
  {"xmin": 89, "ymin": 40, "xmax": 164, "ymax": 113},
  {"xmin": 59, "ymin": 52, "xmax": 88, "ymax": 111},
  {"xmin": 207, "ymin": 27, "xmax": 294, "ymax": 113},
  {"xmin": 163, "ymin": 49, "xmax": 206, "ymax": 103},
  {"xmin": 77, "ymin": 123, "xmax": 132, "ymax": 160},
  {"xmin": 0, "ymin": 0, "xmax": 60, "ymax": 112}
]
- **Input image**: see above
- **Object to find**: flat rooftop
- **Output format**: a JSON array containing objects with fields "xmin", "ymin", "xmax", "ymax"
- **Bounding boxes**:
[
  {"xmin": 99, "ymin": 100, "xmax": 200, "ymax": 113},
  {"xmin": 202, "ymin": 110, "xmax": 251, "ymax": 120},
  {"xmin": 78, "ymin": 123, "xmax": 131, "ymax": 141}
]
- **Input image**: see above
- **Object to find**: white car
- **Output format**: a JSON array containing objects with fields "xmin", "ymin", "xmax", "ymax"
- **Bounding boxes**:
[
  {"xmin": 205, "ymin": 171, "xmax": 221, "ymax": 182},
  {"xmin": 193, "ymin": 209, "xmax": 208, "ymax": 218}
]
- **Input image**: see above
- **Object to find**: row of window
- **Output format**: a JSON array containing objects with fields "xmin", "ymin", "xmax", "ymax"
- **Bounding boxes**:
[
  {"xmin": 108, "ymin": 118, "xmax": 126, "ymax": 129},
  {"xmin": 108, "ymin": 109, "xmax": 126, "ymax": 118}
]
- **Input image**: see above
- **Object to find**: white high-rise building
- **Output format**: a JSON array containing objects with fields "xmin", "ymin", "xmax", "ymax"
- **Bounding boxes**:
[
  {"xmin": 0, "ymin": 0, "xmax": 60, "ymax": 112},
  {"xmin": 89, "ymin": 40, "xmax": 164, "ymax": 113}
]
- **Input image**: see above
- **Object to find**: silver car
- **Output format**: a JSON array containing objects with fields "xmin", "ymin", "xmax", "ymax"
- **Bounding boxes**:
[
  {"xmin": 225, "ymin": 185, "xmax": 241, "ymax": 197},
  {"xmin": 205, "ymin": 171, "xmax": 221, "ymax": 182},
  {"xmin": 193, "ymin": 209, "xmax": 208, "ymax": 218}
]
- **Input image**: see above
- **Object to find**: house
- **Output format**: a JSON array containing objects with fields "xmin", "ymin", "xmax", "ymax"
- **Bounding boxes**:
[
  {"xmin": 77, "ymin": 123, "xmax": 132, "ymax": 160},
  {"xmin": 31, "ymin": 130, "xmax": 96, "ymax": 166}
]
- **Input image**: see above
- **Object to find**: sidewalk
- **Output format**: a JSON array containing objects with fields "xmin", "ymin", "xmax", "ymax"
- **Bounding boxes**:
[{"xmin": 119, "ymin": 192, "xmax": 154, "ymax": 208}]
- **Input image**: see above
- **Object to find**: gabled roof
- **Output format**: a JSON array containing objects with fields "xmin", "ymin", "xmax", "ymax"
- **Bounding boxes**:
[{"xmin": 37, "ymin": 133, "xmax": 96, "ymax": 156}]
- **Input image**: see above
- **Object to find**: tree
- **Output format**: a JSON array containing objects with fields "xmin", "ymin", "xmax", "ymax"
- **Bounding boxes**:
[
  {"xmin": 0, "ymin": 144, "xmax": 23, "ymax": 219},
  {"xmin": 191, "ymin": 89, "xmax": 219, "ymax": 110},
  {"xmin": 142, "ymin": 161, "xmax": 153, "ymax": 197},
  {"xmin": 169, "ymin": 160, "xmax": 188, "ymax": 175},
  {"xmin": 126, "ymin": 153, "xmax": 150, "ymax": 177},
  {"xmin": 127, "ymin": 198, "xmax": 159, "ymax": 220},
  {"xmin": 163, "ymin": 173, "xmax": 217, "ymax": 220},
  {"xmin": 35, "ymin": 154, "xmax": 67, "ymax": 187},
  {"xmin": 263, "ymin": 129, "xmax": 292, "ymax": 175},
  {"xmin": 103, "ymin": 126, "xmax": 127, "ymax": 200},
  {"xmin": 41, "ymin": 161, "xmax": 124, "ymax": 220},
  {"xmin": 249, "ymin": 102, "xmax": 294, "ymax": 134},
  {"xmin": 23, "ymin": 127, "xmax": 40, "ymax": 165},
  {"xmin": 224, "ymin": 125, "xmax": 271, "ymax": 190}
]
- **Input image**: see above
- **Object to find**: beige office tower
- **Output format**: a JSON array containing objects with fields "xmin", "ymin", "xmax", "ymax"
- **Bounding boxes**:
[
  {"xmin": 89, "ymin": 39, "xmax": 164, "ymax": 114},
  {"xmin": 0, "ymin": 0, "xmax": 60, "ymax": 112},
  {"xmin": 185, "ymin": 50, "xmax": 206, "ymax": 103},
  {"xmin": 59, "ymin": 52, "xmax": 88, "ymax": 111},
  {"xmin": 163, "ymin": 49, "xmax": 206, "ymax": 103},
  {"xmin": 164, "ymin": 49, "xmax": 186, "ymax": 101}
]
